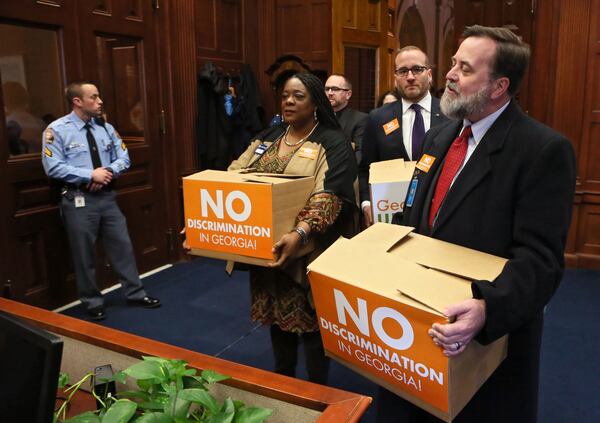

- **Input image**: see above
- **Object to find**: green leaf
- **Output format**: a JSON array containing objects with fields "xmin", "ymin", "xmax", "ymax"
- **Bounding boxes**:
[
  {"xmin": 164, "ymin": 397, "xmax": 191, "ymax": 419},
  {"xmin": 182, "ymin": 375, "xmax": 206, "ymax": 390},
  {"xmin": 178, "ymin": 389, "xmax": 220, "ymax": 414},
  {"xmin": 136, "ymin": 379, "xmax": 155, "ymax": 391},
  {"xmin": 133, "ymin": 412, "xmax": 172, "ymax": 423},
  {"xmin": 137, "ymin": 401, "xmax": 166, "ymax": 411},
  {"xmin": 232, "ymin": 407, "xmax": 273, "ymax": 423},
  {"xmin": 161, "ymin": 383, "xmax": 177, "ymax": 396},
  {"xmin": 221, "ymin": 398, "xmax": 235, "ymax": 414},
  {"xmin": 107, "ymin": 371, "xmax": 128, "ymax": 385},
  {"xmin": 117, "ymin": 390, "xmax": 151, "ymax": 401},
  {"xmin": 204, "ymin": 411, "xmax": 235, "ymax": 423},
  {"xmin": 101, "ymin": 399, "xmax": 138, "ymax": 423},
  {"xmin": 63, "ymin": 411, "xmax": 101, "ymax": 422},
  {"xmin": 123, "ymin": 361, "xmax": 166, "ymax": 381},
  {"xmin": 58, "ymin": 372, "xmax": 70, "ymax": 388},
  {"xmin": 201, "ymin": 370, "xmax": 230, "ymax": 384}
]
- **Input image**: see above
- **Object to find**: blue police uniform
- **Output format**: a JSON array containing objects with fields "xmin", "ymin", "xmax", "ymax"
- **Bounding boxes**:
[{"xmin": 41, "ymin": 111, "xmax": 150, "ymax": 314}]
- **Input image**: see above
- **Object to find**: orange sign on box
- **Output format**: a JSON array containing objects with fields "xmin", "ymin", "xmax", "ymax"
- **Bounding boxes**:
[
  {"xmin": 307, "ymin": 223, "xmax": 509, "ymax": 422},
  {"xmin": 183, "ymin": 170, "xmax": 314, "ymax": 266}
]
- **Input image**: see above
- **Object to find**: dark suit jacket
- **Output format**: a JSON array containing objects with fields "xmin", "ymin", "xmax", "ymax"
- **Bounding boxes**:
[
  {"xmin": 336, "ymin": 106, "xmax": 368, "ymax": 162},
  {"xmin": 401, "ymin": 101, "xmax": 576, "ymax": 423},
  {"xmin": 359, "ymin": 96, "xmax": 446, "ymax": 202}
]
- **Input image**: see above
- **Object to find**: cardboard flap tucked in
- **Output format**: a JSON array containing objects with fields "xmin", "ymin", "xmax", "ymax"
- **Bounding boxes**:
[
  {"xmin": 389, "ymin": 227, "xmax": 508, "ymax": 281},
  {"xmin": 395, "ymin": 268, "xmax": 471, "ymax": 315},
  {"xmin": 308, "ymin": 236, "xmax": 473, "ymax": 315},
  {"xmin": 351, "ymin": 222, "xmax": 414, "ymax": 253},
  {"xmin": 369, "ymin": 159, "xmax": 417, "ymax": 183}
]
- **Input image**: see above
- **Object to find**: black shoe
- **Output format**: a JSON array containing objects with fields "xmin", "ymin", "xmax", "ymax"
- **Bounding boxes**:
[
  {"xmin": 128, "ymin": 296, "xmax": 161, "ymax": 308},
  {"xmin": 88, "ymin": 307, "xmax": 106, "ymax": 321}
]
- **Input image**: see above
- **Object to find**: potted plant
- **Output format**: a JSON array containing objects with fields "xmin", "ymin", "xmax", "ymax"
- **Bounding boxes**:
[{"xmin": 55, "ymin": 356, "xmax": 273, "ymax": 423}]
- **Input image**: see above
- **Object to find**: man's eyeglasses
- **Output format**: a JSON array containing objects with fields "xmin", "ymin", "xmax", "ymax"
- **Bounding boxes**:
[
  {"xmin": 394, "ymin": 66, "xmax": 429, "ymax": 77},
  {"xmin": 325, "ymin": 86, "xmax": 350, "ymax": 93}
]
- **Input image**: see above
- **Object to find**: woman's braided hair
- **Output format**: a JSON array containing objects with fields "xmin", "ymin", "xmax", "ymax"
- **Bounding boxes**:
[{"xmin": 288, "ymin": 72, "xmax": 341, "ymax": 130}]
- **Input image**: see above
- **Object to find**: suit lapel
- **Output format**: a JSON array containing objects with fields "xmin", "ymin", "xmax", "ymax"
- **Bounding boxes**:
[
  {"xmin": 431, "ymin": 101, "xmax": 522, "ymax": 234},
  {"xmin": 386, "ymin": 101, "xmax": 408, "ymax": 159}
]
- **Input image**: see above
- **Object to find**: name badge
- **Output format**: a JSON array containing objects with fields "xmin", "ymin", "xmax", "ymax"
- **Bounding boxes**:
[
  {"xmin": 383, "ymin": 118, "xmax": 400, "ymax": 136},
  {"xmin": 405, "ymin": 177, "xmax": 418, "ymax": 208},
  {"xmin": 74, "ymin": 195, "xmax": 86, "ymax": 208},
  {"xmin": 298, "ymin": 147, "xmax": 317, "ymax": 160},
  {"xmin": 416, "ymin": 154, "xmax": 436, "ymax": 173},
  {"xmin": 254, "ymin": 143, "xmax": 267, "ymax": 156}
]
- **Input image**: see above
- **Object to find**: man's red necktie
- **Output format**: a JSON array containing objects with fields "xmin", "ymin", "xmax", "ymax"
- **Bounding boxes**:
[{"xmin": 428, "ymin": 125, "xmax": 472, "ymax": 228}]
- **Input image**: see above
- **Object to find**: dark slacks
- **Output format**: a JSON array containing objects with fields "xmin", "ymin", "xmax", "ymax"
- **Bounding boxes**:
[
  {"xmin": 60, "ymin": 189, "xmax": 147, "ymax": 310},
  {"xmin": 269, "ymin": 324, "xmax": 330, "ymax": 385}
]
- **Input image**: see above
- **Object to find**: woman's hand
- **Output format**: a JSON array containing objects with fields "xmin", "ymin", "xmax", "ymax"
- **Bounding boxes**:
[
  {"xmin": 268, "ymin": 231, "xmax": 303, "ymax": 268},
  {"xmin": 180, "ymin": 227, "xmax": 190, "ymax": 251}
]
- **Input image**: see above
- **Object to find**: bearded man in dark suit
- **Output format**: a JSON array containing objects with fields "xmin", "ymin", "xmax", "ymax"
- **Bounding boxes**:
[
  {"xmin": 359, "ymin": 46, "xmax": 447, "ymax": 226},
  {"xmin": 378, "ymin": 25, "xmax": 576, "ymax": 423}
]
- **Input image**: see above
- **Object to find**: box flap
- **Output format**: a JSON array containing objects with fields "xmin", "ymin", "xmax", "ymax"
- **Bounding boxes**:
[
  {"xmin": 308, "ymin": 237, "xmax": 472, "ymax": 316},
  {"xmin": 241, "ymin": 174, "xmax": 312, "ymax": 185},
  {"xmin": 183, "ymin": 170, "xmax": 313, "ymax": 185},
  {"xmin": 388, "ymin": 227, "xmax": 507, "ymax": 281},
  {"xmin": 183, "ymin": 169, "xmax": 235, "ymax": 182},
  {"xmin": 351, "ymin": 222, "xmax": 414, "ymax": 252},
  {"xmin": 369, "ymin": 159, "xmax": 416, "ymax": 184}
]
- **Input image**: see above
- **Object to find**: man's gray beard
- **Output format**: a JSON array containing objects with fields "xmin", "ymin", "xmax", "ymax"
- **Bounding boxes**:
[{"xmin": 440, "ymin": 84, "xmax": 491, "ymax": 120}]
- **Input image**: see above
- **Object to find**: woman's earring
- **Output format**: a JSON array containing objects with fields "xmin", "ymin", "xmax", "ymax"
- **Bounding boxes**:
[{"xmin": 314, "ymin": 109, "xmax": 318, "ymax": 121}]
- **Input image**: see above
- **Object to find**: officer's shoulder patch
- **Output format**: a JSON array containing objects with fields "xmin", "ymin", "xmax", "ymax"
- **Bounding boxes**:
[
  {"xmin": 44, "ymin": 147, "xmax": 53, "ymax": 157},
  {"xmin": 44, "ymin": 129, "xmax": 54, "ymax": 143}
]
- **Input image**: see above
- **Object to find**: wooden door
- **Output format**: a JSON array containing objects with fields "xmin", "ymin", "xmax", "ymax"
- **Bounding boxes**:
[
  {"xmin": 0, "ymin": 0, "xmax": 169, "ymax": 308},
  {"xmin": 76, "ymin": 1, "xmax": 170, "ymax": 292},
  {"xmin": 332, "ymin": 0, "xmax": 397, "ymax": 111}
]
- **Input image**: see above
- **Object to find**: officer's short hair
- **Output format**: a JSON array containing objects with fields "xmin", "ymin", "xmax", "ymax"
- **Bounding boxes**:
[{"xmin": 65, "ymin": 81, "xmax": 97, "ymax": 106}]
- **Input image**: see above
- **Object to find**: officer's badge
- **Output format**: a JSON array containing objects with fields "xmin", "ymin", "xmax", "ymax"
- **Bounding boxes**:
[
  {"xmin": 44, "ymin": 129, "xmax": 54, "ymax": 144},
  {"xmin": 44, "ymin": 147, "xmax": 53, "ymax": 157},
  {"xmin": 121, "ymin": 141, "xmax": 127, "ymax": 151}
]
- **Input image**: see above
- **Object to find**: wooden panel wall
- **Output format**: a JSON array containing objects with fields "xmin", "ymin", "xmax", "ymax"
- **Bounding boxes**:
[
  {"xmin": 332, "ymin": 0, "xmax": 396, "ymax": 110},
  {"xmin": 195, "ymin": 0, "xmax": 258, "ymax": 72},
  {"xmin": 566, "ymin": 0, "xmax": 600, "ymax": 267},
  {"xmin": 455, "ymin": 0, "xmax": 533, "ymax": 111},
  {"xmin": 275, "ymin": 0, "xmax": 331, "ymax": 74},
  {"xmin": 260, "ymin": 0, "xmax": 333, "ymax": 120}
]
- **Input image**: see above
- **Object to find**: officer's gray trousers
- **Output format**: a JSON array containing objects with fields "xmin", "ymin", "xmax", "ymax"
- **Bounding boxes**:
[{"xmin": 60, "ymin": 190, "xmax": 146, "ymax": 310}]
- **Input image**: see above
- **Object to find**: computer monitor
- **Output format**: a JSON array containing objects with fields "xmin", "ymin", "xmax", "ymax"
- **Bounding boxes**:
[{"xmin": 0, "ymin": 311, "xmax": 63, "ymax": 423}]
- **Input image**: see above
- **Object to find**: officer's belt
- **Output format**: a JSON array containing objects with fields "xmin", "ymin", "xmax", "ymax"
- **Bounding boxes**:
[{"xmin": 64, "ymin": 182, "xmax": 114, "ymax": 192}]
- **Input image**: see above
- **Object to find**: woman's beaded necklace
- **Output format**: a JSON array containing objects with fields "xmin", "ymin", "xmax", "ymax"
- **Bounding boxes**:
[{"xmin": 282, "ymin": 122, "xmax": 319, "ymax": 147}]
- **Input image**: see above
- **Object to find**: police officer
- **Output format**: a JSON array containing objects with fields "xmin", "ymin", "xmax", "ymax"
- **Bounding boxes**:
[{"xmin": 42, "ymin": 81, "xmax": 160, "ymax": 320}]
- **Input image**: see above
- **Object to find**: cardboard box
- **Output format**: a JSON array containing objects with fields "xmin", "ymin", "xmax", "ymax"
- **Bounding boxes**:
[
  {"xmin": 183, "ymin": 170, "xmax": 314, "ymax": 266},
  {"xmin": 307, "ymin": 223, "xmax": 509, "ymax": 422},
  {"xmin": 369, "ymin": 159, "xmax": 416, "ymax": 223}
]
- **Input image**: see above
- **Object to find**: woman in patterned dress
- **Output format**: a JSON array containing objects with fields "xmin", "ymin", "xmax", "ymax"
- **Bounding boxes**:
[{"xmin": 228, "ymin": 72, "xmax": 358, "ymax": 384}]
